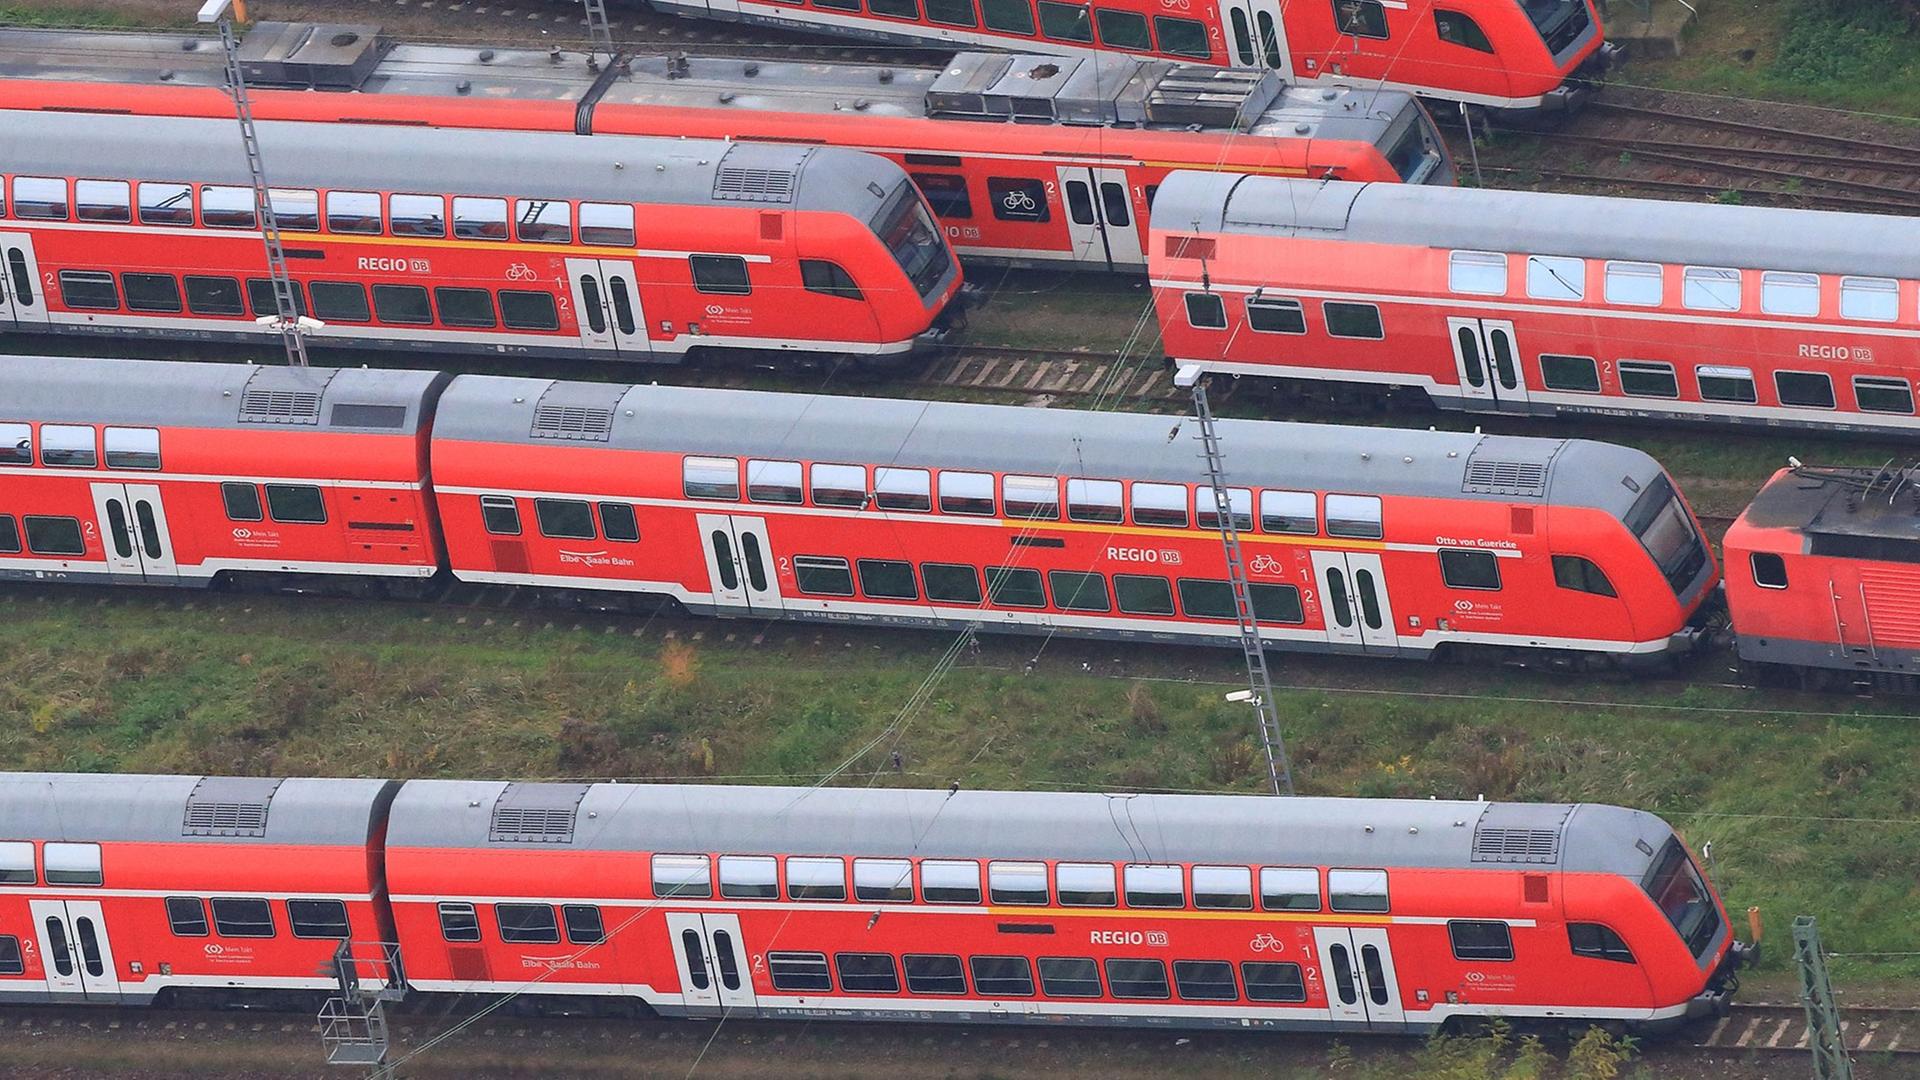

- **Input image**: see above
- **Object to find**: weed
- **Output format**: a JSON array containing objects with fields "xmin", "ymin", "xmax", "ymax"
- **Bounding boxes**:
[{"xmin": 1712, "ymin": 188, "xmax": 1746, "ymax": 204}]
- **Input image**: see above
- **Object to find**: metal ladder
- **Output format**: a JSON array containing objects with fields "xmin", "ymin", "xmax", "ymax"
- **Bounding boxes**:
[
  {"xmin": 1178, "ymin": 364, "xmax": 1294, "ymax": 796},
  {"xmin": 581, "ymin": 0, "xmax": 615, "ymax": 66},
  {"xmin": 216, "ymin": 18, "xmax": 307, "ymax": 367}
]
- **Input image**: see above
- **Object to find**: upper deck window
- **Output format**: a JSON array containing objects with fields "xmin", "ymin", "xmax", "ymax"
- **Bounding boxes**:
[
  {"xmin": 516, "ymin": 199, "xmax": 573, "ymax": 244},
  {"xmin": 1328, "ymin": 869, "xmax": 1388, "ymax": 912},
  {"xmin": 1603, "ymin": 261, "xmax": 1662, "ymax": 306},
  {"xmin": 12, "ymin": 177, "xmax": 68, "ymax": 220},
  {"xmin": 74, "ymin": 180, "xmax": 131, "ymax": 224},
  {"xmin": 1038, "ymin": 0, "xmax": 1094, "ymax": 41},
  {"xmin": 453, "ymin": 197, "xmax": 509, "ymax": 241},
  {"xmin": 1155, "ymin": 15, "xmax": 1210, "ymax": 57},
  {"xmin": 579, "ymin": 202, "xmax": 635, "ymax": 247},
  {"xmin": 1840, "ymin": 276, "xmax": 1899, "ymax": 322},
  {"xmin": 981, "ymin": 0, "xmax": 1036, "ymax": 33},
  {"xmin": 326, "ymin": 191, "xmax": 382, "ymax": 235},
  {"xmin": 391, "ymin": 194, "xmax": 447, "ymax": 238},
  {"xmin": 269, "ymin": 189, "xmax": 320, "ymax": 232},
  {"xmin": 0, "ymin": 423, "xmax": 31, "ymax": 467},
  {"xmin": 1681, "ymin": 267, "xmax": 1740, "ymax": 311},
  {"xmin": 926, "ymin": 0, "xmax": 978, "ymax": 26},
  {"xmin": 1760, "ymin": 271, "xmax": 1819, "ymax": 316},
  {"xmin": 44, "ymin": 842, "xmax": 102, "ymax": 886},
  {"xmin": 0, "ymin": 841, "xmax": 33, "ymax": 884},
  {"xmin": 1526, "ymin": 255, "xmax": 1585, "ymax": 300},
  {"xmin": 869, "ymin": 0, "xmax": 920, "ymax": 18},
  {"xmin": 1448, "ymin": 251, "xmax": 1507, "ymax": 295},
  {"xmin": 138, "ymin": 182, "xmax": 194, "ymax": 227},
  {"xmin": 1095, "ymin": 8, "xmax": 1151, "ymax": 49},
  {"xmin": 200, "ymin": 186, "xmax": 256, "ymax": 229}
]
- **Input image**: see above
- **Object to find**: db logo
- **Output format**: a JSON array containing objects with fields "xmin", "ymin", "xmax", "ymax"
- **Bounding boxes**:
[
  {"xmin": 704, "ymin": 304, "xmax": 725, "ymax": 316},
  {"xmin": 1464, "ymin": 971, "xmax": 1487, "ymax": 983},
  {"xmin": 1453, "ymin": 599, "xmax": 1474, "ymax": 612},
  {"xmin": 204, "ymin": 943, "xmax": 226, "ymax": 956},
  {"xmin": 1145, "ymin": 931, "xmax": 1169, "ymax": 947},
  {"xmin": 232, "ymin": 528, "xmax": 253, "ymax": 540}
]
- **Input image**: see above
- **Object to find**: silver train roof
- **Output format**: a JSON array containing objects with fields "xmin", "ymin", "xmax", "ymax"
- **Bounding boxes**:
[
  {"xmin": 1151, "ymin": 172, "xmax": 1920, "ymax": 280},
  {"xmin": 0, "ymin": 773, "xmax": 399, "ymax": 847}
]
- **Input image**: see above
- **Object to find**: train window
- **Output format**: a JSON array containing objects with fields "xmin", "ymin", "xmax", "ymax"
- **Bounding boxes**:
[
  {"xmin": 1260, "ymin": 867, "xmax": 1320, "ymax": 911},
  {"xmin": 0, "ymin": 936, "xmax": 20, "ymax": 977},
  {"xmin": 289, "ymin": 899, "xmax": 351, "ymax": 939},
  {"xmin": 1434, "ymin": 8, "xmax": 1492, "ymax": 50},
  {"xmin": 200, "ymin": 185, "xmax": 257, "ymax": 229},
  {"xmin": 810, "ymin": 463, "xmax": 868, "ymax": 508},
  {"xmin": 311, "ymin": 282, "xmax": 372, "ymax": 323},
  {"xmin": 210, "ymin": 898, "xmax": 275, "ymax": 937},
  {"xmin": 970, "ymin": 955, "xmax": 1036, "ymax": 996},
  {"xmin": 1525, "ymin": 255, "xmax": 1585, "ymax": 300},
  {"xmin": 1568, "ymin": 923, "xmax": 1636, "ymax": 963},
  {"xmin": 1065, "ymin": 478, "xmax": 1123, "ymax": 524},
  {"xmin": 184, "ymin": 276, "xmax": 245, "ymax": 317},
  {"xmin": 433, "ymin": 287, "xmax": 497, "ymax": 329},
  {"xmin": 652, "ymin": 854, "xmax": 713, "ymax": 899},
  {"xmin": 1094, "ymin": 8, "xmax": 1151, "ymax": 48},
  {"xmin": 1039, "ymin": 0, "xmax": 1093, "ymax": 40},
  {"xmin": 372, "ymin": 284, "xmax": 433, "ymax": 325},
  {"xmin": 988, "ymin": 861, "xmax": 1048, "ymax": 905},
  {"xmin": 1540, "ymin": 354, "xmax": 1600, "ymax": 393},
  {"xmin": 786, "ymin": 857, "xmax": 848, "ymax": 901},
  {"xmin": 1002, "ymin": 475, "xmax": 1059, "ymax": 520},
  {"xmin": 1124, "ymin": 864, "xmax": 1184, "ymax": 908},
  {"xmin": 854, "ymin": 858, "xmax": 914, "ymax": 902},
  {"xmin": 1106, "ymin": 958, "xmax": 1171, "ymax": 999},
  {"xmin": 1439, "ymin": 549, "xmax": 1501, "ymax": 590},
  {"xmin": 684, "ymin": 456, "xmax": 741, "ymax": 501},
  {"xmin": 58, "ymin": 271, "xmax": 120, "ymax": 312},
  {"xmin": 165, "ymin": 897, "xmax": 208, "ymax": 936},
  {"xmin": 902, "ymin": 954, "xmax": 967, "ymax": 994},
  {"xmin": 1324, "ymin": 494, "xmax": 1383, "ymax": 539},
  {"xmin": 1448, "ymin": 251, "xmax": 1507, "ymax": 295},
  {"xmin": 223, "ymin": 483, "xmax": 264, "ymax": 523},
  {"xmin": 452, "ymin": 197, "xmax": 509, "ymax": 241},
  {"xmin": 0, "ymin": 842, "xmax": 32, "ymax": 884},
  {"xmin": 870, "ymin": 0, "xmax": 919, "ymax": 17},
  {"xmin": 1617, "ymin": 360, "xmax": 1678, "ymax": 399},
  {"xmin": 909, "ymin": 174, "xmax": 973, "ymax": 219},
  {"xmin": 571, "ymin": 201, "xmax": 633, "ymax": 246},
  {"xmin": 1242, "ymin": 961, "xmax": 1308, "ymax": 1002},
  {"xmin": 12, "ymin": 176, "xmax": 68, "ymax": 220},
  {"xmin": 74, "ymin": 179, "xmax": 131, "ymax": 223},
  {"xmin": 0, "ymin": 517, "xmax": 14, "ymax": 556},
  {"xmin": 535, "ymin": 498, "xmax": 596, "ymax": 540},
  {"xmin": 1603, "ymin": 261, "xmax": 1662, "ymax": 306},
  {"xmin": 499, "ymin": 290, "xmax": 561, "ymax": 331},
  {"xmin": 515, "ymin": 199, "xmax": 573, "ymax": 244},
  {"xmin": 1323, "ymin": 301, "xmax": 1384, "ymax": 339},
  {"xmin": 1681, "ymin": 266, "xmax": 1741, "ymax": 312},
  {"xmin": 39, "ymin": 425, "xmax": 96, "ymax": 468},
  {"xmin": 921, "ymin": 860, "xmax": 983, "ymax": 904},
  {"xmin": 1246, "ymin": 297, "xmax": 1306, "ymax": 334},
  {"xmin": 769, "ymin": 952, "xmax": 833, "ymax": 992},
  {"xmin": 1328, "ymin": 869, "xmax": 1389, "ymax": 912},
  {"xmin": 479, "ymin": 495, "xmax": 521, "ymax": 536},
  {"xmin": 122, "ymin": 273, "xmax": 182, "ymax": 314},
  {"xmin": 323, "ymin": 190, "xmax": 381, "ymax": 235},
  {"xmin": 494, "ymin": 903, "xmax": 561, "ymax": 944},
  {"xmin": 814, "ymin": 0, "xmax": 860, "ymax": 10},
  {"xmin": 1196, "ymin": 486, "xmax": 1253, "ymax": 532},
  {"xmin": 1055, "ymin": 862, "xmax": 1117, "ymax": 906},
  {"xmin": 138, "ymin": 182, "xmax": 195, "ymax": 227},
  {"xmin": 1448, "ymin": 920, "xmax": 1514, "ymax": 962},
  {"xmin": 1028, "ymin": 957, "xmax": 1100, "ymax": 998},
  {"xmin": 875, "ymin": 467, "xmax": 933, "ymax": 512},
  {"xmin": 268, "ymin": 188, "xmax": 320, "ymax": 232},
  {"xmin": 1856, "ymin": 376, "xmax": 1916, "ymax": 414},
  {"xmin": 743, "ymin": 460, "xmax": 802, "ymax": 505},
  {"xmin": 1258, "ymin": 489, "xmax": 1316, "ymax": 535},
  {"xmin": 1552, "ymin": 555, "xmax": 1617, "ymax": 597},
  {"xmin": 266, "ymin": 484, "xmax": 327, "ymax": 524},
  {"xmin": 690, "ymin": 255, "xmax": 752, "ymax": 296},
  {"xmin": 1155, "ymin": 15, "xmax": 1211, "ymax": 58},
  {"xmin": 1839, "ymin": 276, "xmax": 1899, "ymax": 321},
  {"xmin": 925, "ymin": 0, "xmax": 978, "ymax": 24},
  {"xmin": 1332, "ymin": 0, "xmax": 1388, "ymax": 38},
  {"xmin": 244, "ymin": 279, "xmax": 307, "ymax": 320},
  {"xmin": 24, "ymin": 516, "xmax": 85, "ymax": 556},
  {"xmin": 1114, "ymin": 575, "xmax": 1175, "ymax": 616},
  {"xmin": 718, "ymin": 856, "xmax": 779, "ymax": 900},
  {"xmin": 437, "ymin": 902, "xmax": 481, "ymax": 942},
  {"xmin": 1173, "ymin": 959, "xmax": 1238, "ymax": 1001},
  {"xmin": 1184, "ymin": 292, "xmax": 1227, "ymax": 330},
  {"xmin": 1760, "ymin": 270, "xmax": 1819, "ymax": 316},
  {"xmin": 561, "ymin": 905, "xmax": 604, "ymax": 944},
  {"xmin": 1227, "ymin": 4, "xmax": 1255, "ymax": 63},
  {"xmin": 1191, "ymin": 866, "xmax": 1253, "ymax": 910},
  {"xmin": 1049, "ymin": 570, "xmax": 1112, "ymax": 612},
  {"xmin": 1128, "ymin": 483, "xmax": 1187, "ymax": 528},
  {"xmin": 1695, "ymin": 365, "xmax": 1757, "ymax": 404},
  {"xmin": 922, "ymin": 563, "xmax": 984, "ymax": 604},
  {"xmin": 836, "ymin": 953, "xmax": 902, "ymax": 993},
  {"xmin": 1177, "ymin": 579, "xmax": 1235, "ymax": 620},
  {"xmin": 103, "ymin": 427, "xmax": 160, "ymax": 470},
  {"xmin": 981, "ymin": 0, "xmax": 1036, "ymax": 32},
  {"xmin": 858, "ymin": 559, "xmax": 920, "ymax": 600},
  {"xmin": 1776, "ymin": 371, "xmax": 1836, "ymax": 409},
  {"xmin": 801, "ymin": 260, "xmax": 864, "ymax": 301},
  {"xmin": 987, "ymin": 177, "xmax": 1049, "ymax": 223},
  {"xmin": 936, "ymin": 471, "xmax": 996, "ymax": 516},
  {"xmin": 795, "ymin": 555, "xmax": 855, "ymax": 596},
  {"xmin": 1253, "ymin": 584, "xmax": 1306, "ymax": 623},
  {"xmin": 599, "ymin": 503, "xmax": 640, "ymax": 543},
  {"xmin": 390, "ymin": 194, "xmax": 447, "ymax": 238},
  {"xmin": 987, "ymin": 566, "xmax": 1047, "ymax": 608},
  {"xmin": 1751, "ymin": 552, "xmax": 1788, "ymax": 590}
]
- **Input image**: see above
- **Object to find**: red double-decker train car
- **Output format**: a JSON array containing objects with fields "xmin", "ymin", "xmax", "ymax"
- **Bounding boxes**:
[
  {"xmin": 0, "ymin": 26, "xmax": 1451, "ymax": 273},
  {"xmin": 1148, "ymin": 173, "xmax": 1920, "ymax": 435},
  {"xmin": 0, "ymin": 109, "xmax": 959, "ymax": 362},
  {"xmin": 0, "ymin": 770, "xmax": 1750, "ymax": 1036}
]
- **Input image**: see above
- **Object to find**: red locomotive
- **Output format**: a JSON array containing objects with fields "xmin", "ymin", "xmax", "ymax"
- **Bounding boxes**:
[
  {"xmin": 3, "ymin": 356, "xmax": 1719, "ymax": 667},
  {"xmin": 0, "ymin": 770, "xmax": 1751, "ymax": 1036},
  {"xmin": 0, "ymin": 109, "xmax": 960, "ymax": 363},
  {"xmin": 1148, "ymin": 173, "xmax": 1920, "ymax": 435},
  {"xmin": 0, "ymin": 26, "xmax": 1452, "ymax": 274}
]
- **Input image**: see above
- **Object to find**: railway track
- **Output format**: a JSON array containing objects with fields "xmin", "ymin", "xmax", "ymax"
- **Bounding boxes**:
[{"xmin": 1696, "ymin": 1001, "xmax": 1920, "ymax": 1057}]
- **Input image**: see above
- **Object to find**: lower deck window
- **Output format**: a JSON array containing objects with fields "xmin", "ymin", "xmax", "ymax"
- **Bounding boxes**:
[
  {"xmin": 563, "ymin": 905, "xmax": 604, "ymax": 944},
  {"xmin": 795, "ymin": 556, "xmax": 855, "ymax": 597},
  {"xmin": 123, "ymin": 273, "xmax": 182, "ymax": 313},
  {"xmin": 186, "ymin": 276, "xmax": 245, "ymax": 316},
  {"xmin": 1037, "ymin": 956, "xmax": 1101, "ymax": 998},
  {"xmin": 1173, "ymin": 959, "xmax": 1238, "ymax": 1001},
  {"xmin": 165, "ymin": 897, "xmax": 209, "ymax": 937},
  {"xmin": 1323, "ymin": 301, "xmax": 1383, "ymax": 339},
  {"xmin": 1775, "ymin": 371, "xmax": 1835, "ymax": 409},
  {"xmin": 288, "ymin": 899, "xmax": 350, "ymax": 939},
  {"xmin": 1448, "ymin": 920, "xmax": 1514, "ymax": 961},
  {"xmin": 922, "ymin": 563, "xmax": 983, "ymax": 604},
  {"xmin": 1184, "ymin": 292, "xmax": 1226, "ymax": 329},
  {"xmin": 904, "ymin": 953, "xmax": 967, "ymax": 995},
  {"xmin": 496, "ymin": 903, "xmax": 560, "ymax": 944},
  {"xmin": 1618, "ymin": 360, "xmax": 1678, "ymax": 399},
  {"xmin": 987, "ymin": 567, "xmax": 1046, "ymax": 608},
  {"xmin": 1439, "ymin": 549, "xmax": 1501, "ymax": 590},
  {"xmin": 210, "ymin": 898, "xmax": 276, "ymax": 938},
  {"xmin": 310, "ymin": 281, "xmax": 371, "ymax": 323},
  {"xmin": 24, "ymin": 516, "xmax": 84, "ymax": 556},
  {"xmin": 1114, "ymin": 574, "xmax": 1175, "ymax": 616},
  {"xmin": 0, "ymin": 935, "xmax": 21, "ymax": 976},
  {"xmin": 58, "ymin": 271, "xmax": 119, "ymax": 311},
  {"xmin": 1540, "ymin": 354, "xmax": 1599, "ymax": 393},
  {"xmin": 0, "ymin": 516, "xmax": 15, "ymax": 555},
  {"xmin": 1855, "ymin": 377, "xmax": 1916, "ymax": 415},
  {"xmin": 1696, "ymin": 366, "xmax": 1757, "ymax": 404},
  {"xmin": 265, "ymin": 485, "xmax": 326, "ymax": 524},
  {"xmin": 1242, "ymin": 961, "xmax": 1306, "ymax": 1002},
  {"xmin": 438, "ymin": 902, "xmax": 480, "ymax": 942},
  {"xmin": 834, "ymin": 952, "xmax": 900, "ymax": 993},
  {"xmin": 858, "ymin": 559, "xmax": 919, "ymax": 600},
  {"xmin": 969, "ymin": 955, "xmax": 1035, "ymax": 997},
  {"xmin": 1104, "ymin": 958, "xmax": 1170, "ymax": 1000},
  {"xmin": 769, "ymin": 951, "xmax": 833, "ymax": 992},
  {"xmin": 1048, "ymin": 570, "xmax": 1110, "ymax": 612}
]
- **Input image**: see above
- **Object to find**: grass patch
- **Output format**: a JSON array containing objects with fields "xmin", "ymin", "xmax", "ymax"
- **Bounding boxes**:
[
  {"xmin": 0, "ymin": 2, "xmax": 178, "ymax": 26},
  {"xmin": 1633, "ymin": 0, "xmax": 1920, "ymax": 118}
]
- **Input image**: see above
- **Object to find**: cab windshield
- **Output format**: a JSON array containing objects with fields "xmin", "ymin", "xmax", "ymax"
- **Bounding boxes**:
[
  {"xmin": 872, "ymin": 186, "xmax": 951, "ymax": 300},
  {"xmin": 1384, "ymin": 114, "xmax": 1445, "ymax": 185},
  {"xmin": 1643, "ymin": 838, "xmax": 1722, "ymax": 959},
  {"xmin": 1625, "ymin": 475, "xmax": 1709, "ymax": 597},
  {"xmin": 1519, "ymin": 0, "xmax": 1591, "ymax": 55}
]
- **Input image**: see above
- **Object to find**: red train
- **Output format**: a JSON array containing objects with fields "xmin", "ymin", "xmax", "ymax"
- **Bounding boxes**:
[
  {"xmin": 0, "ymin": 770, "xmax": 1750, "ymax": 1036},
  {"xmin": 0, "ymin": 109, "xmax": 960, "ymax": 362},
  {"xmin": 0, "ymin": 26, "xmax": 1452, "ymax": 274},
  {"xmin": 2, "ymin": 355, "xmax": 1718, "ymax": 667},
  {"xmin": 641, "ymin": 0, "xmax": 1613, "ymax": 118},
  {"xmin": 1147, "ymin": 173, "xmax": 1920, "ymax": 436}
]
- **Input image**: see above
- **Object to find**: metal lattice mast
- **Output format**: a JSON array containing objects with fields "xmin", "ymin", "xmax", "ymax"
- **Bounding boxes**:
[
  {"xmin": 1176, "ymin": 364, "xmax": 1294, "ymax": 796},
  {"xmin": 203, "ymin": 2, "xmax": 308, "ymax": 367},
  {"xmin": 581, "ymin": 0, "xmax": 615, "ymax": 66},
  {"xmin": 1794, "ymin": 916, "xmax": 1854, "ymax": 1080}
]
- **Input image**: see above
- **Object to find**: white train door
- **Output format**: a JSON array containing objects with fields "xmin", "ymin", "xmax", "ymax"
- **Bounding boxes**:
[
  {"xmin": 1220, "ymin": 0, "xmax": 1291, "ymax": 71},
  {"xmin": 1313, "ymin": 927, "xmax": 1403, "ymax": 1029},
  {"xmin": 0, "ymin": 233, "xmax": 49, "ymax": 327},
  {"xmin": 1055, "ymin": 167, "xmax": 1145, "ymax": 271},
  {"xmin": 31, "ymin": 900, "xmax": 120, "ymax": 999},
  {"xmin": 89, "ymin": 483, "xmax": 179, "ymax": 583},
  {"xmin": 1447, "ymin": 318, "xmax": 1528, "ymax": 406},
  {"xmin": 1310, "ymin": 551, "xmax": 1397, "ymax": 652},
  {"xmin": 664, "ymin": 912, "xmax": 756, "ymax": 1017},
  {"xmin": 696, "ymin": 514, "xmax": 784, "ymax": 616},
  {"xmin": 565, "ymin": 258, "xmax": 650, "ymax": 357}
]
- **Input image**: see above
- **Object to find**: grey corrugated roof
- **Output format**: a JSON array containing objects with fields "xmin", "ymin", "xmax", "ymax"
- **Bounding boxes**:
[
  {"xmin": 0, "ymin": 773, "xmax": 399, "ymax": 847},
  {"xmin": 384, "ymin": 779, "xmax": 1673, "ymax": 877},
  {"xmin": 0, "ymin": 110, "xmax": 904, "ymax": 219},
  {"xmin": 1150, "ymin": 173, "xmax": 1920, "ymax": 279},
  {"xmin": 431, "ymin": 375, "xmax": 1663, "ymax": 514},
  {"xmin": 0, "ymin": 355, "xmax": 447, "ymax": 433}
]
